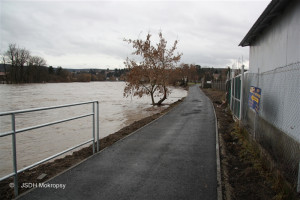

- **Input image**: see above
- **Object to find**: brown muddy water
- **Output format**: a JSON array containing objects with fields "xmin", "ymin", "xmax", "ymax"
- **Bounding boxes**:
[{"xmin": 0, "ymin": 82, "xmax": 187, "ymax": 177}]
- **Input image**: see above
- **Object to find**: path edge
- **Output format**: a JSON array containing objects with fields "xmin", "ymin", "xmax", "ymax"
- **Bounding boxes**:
[{"xmin": 205, "ymin": 91, "xmax": 223, "ymax": 200}]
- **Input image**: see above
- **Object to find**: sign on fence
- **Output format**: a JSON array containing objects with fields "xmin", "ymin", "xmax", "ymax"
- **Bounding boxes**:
[{"xmin": 248, "ymin": 86, "xmax": 261, "ymax": 113}]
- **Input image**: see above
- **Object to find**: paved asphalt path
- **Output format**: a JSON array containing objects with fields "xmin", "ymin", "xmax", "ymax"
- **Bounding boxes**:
[{"xmin": 19, "ymin": 85, "xmax": 217, "ymax": 200}]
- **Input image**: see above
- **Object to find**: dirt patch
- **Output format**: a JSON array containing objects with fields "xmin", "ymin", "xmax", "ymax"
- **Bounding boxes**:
[
  {"xmin": 0, "ymin": 98, "xmax": 184, "ymax": 200},
  {"xmin": 202, "ymin": 88, "xmax": 297, "ymax": 200}
]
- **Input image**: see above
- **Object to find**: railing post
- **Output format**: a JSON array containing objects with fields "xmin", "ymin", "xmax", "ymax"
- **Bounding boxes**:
[
  {"xmin": 96, "ymin": 102, "xmax": 99, "ymax": 152},
  {"xmin": 92, "ymin": 103, "xmax": 95, "ymax": 154},
  {"xmin": 11, "ymin": 114, "xmax": 18, "ymax": 197},
  {"xmin": 0, "ymin": 101, "xmax": 100, "ymax": 191}
]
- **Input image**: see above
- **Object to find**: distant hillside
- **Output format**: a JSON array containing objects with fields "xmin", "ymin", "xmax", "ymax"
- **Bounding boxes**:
[{"xmin": 63, "ymin": 68, "xmax": 123, "ymax": 73}]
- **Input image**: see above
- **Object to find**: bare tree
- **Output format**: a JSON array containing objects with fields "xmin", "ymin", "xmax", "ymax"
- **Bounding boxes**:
[
  {"xmin": 28, "ymin": 56, "xmax": 47, "ymax": 82},
  {"xmin": 28, "ymin": 56, "xmax": 46, "ymax": 66},
  {"xmin": 6, "ymin": 44, "xmax": 17, "ymax": 66},
  {"xmin": 3, "ymin": 44, "xmax": 50, "ymax": 83},
  {"xmin": 5, "ymin": 44, "xmax": 30, "ymax": 83},
  {"xmin": 5, "ymin": 44, "xmax": 18, "ymax": 83},
  {"xmin": 124, "ymin": 31, "xmax": 182, "ymax": 105},
  {"xmin": 18, "ymin": 48, "xmax": 30, "ymax": 82},
  {"xmin": 1, "ymin": 53, "xmax": 9, "ymax": 83}
]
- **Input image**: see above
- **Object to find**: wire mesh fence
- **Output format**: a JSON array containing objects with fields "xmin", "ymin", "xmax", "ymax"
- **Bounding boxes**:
[
  {"xmin": 241, "ymin": 62, "xmax": 300, "ymax": 188},
  {"xmin": 208, "ymin": 63, "xmax": 300, "ymax": 190},
  {"xmin": 211, "ymin": 80, "xmax": 226, "ymax": 91}
]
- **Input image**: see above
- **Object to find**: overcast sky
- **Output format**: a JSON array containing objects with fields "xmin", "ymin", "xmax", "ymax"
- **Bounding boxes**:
[{"xmin": 0, "ymin": 0, "xmax": 271, "ymax": 69}]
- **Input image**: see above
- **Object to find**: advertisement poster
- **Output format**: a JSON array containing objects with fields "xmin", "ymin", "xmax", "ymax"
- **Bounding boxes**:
[{"xmin": 248, "ymin": 86, "xmax": 262, "ymax": 113}]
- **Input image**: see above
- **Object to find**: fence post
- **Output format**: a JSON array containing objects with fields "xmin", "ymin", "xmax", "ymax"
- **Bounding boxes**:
[
  {"xmin": 240, "ymin": 65, "xmax": 244, "ymax": 121},
  {"xmin": 230, "ymin": 69, "xmax": 234, "ymax": 110},
  {"xmin": 11, "ymin": 114, "xmax": 18, "ymax": 197},
  {"xmin": 253, "ymin": 68, "xmax": 260, "ymax": 139}
]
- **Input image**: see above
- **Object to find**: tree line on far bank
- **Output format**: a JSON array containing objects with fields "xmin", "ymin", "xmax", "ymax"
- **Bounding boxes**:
[
  {"xmin": 0, "ymin": 44, "xmax": 129, "ymax": 84},
  {"xmin": 0, "ymin": 43, "xmax": 227, "ymax": 88},
  {"xmin": 1, "ymin": 44, "xmax": 66, "ymax": 84}
]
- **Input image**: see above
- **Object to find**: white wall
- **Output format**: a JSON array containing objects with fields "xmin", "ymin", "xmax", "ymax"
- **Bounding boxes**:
[{"xmin": 249, "ymin": 0, "xmax": 300, "ymax": 73}]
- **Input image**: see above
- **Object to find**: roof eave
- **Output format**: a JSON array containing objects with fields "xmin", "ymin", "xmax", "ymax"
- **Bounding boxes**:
[{"xmin": 239, "ymin": 0, "xmax": 291, "ymax": 47}]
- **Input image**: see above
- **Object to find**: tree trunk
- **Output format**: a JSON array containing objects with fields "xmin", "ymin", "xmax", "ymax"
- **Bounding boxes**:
[
  {"xmin": 3, "ymin": 63, "xmax": 9, "ymax": 84},
  {"xmin": 150, "ymin": 92, "xmax": 156, "ymax": 105},
  {"xmin": 20, "ymin": 65, "xmax": 24, "ymax": 83},
  {"xmin": 157, "ymin": 86, "xmax": 167, "ymax": 106}
]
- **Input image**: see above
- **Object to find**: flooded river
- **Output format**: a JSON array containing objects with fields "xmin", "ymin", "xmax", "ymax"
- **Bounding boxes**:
[{"xmin": 0, "ymin": 82, "xmax": 187, "ymax": 177}]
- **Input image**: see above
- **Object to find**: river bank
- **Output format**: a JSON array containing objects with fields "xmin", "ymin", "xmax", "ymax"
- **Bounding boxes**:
[
  {"xmin": 0, "ymin": 82, "xmax": 187, "ymax": 177},
  {"xmin": 0, "ymin": 98, "xmax": 184, "ymax": 199}
]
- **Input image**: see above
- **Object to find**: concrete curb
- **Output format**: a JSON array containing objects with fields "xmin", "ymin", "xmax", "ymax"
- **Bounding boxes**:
[{"xmin": 204, "ymin": 91, "xmax": 223, "ymax": 200}]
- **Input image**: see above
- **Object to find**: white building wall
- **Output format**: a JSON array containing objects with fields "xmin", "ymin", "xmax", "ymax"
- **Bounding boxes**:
[
  {"xmin": 242, "ymin": 0, "xmax": 300, "ymax": 185},
  {"xmin": 249, "ymin": 0, "xmax": 300, "ymax": 73},
  {"xmin": 247, "ymin": 0, "xmax": 300, "ymax": 143}
]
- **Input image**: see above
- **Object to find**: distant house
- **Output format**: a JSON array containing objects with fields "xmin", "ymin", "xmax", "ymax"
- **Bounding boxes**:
[{"xmin": 239, "ymin": 0, "xmax": 300, "ymax": 188}]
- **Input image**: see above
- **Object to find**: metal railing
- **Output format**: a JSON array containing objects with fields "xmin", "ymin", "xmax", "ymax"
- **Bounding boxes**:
[{"xmin": 0, "ymin": 101, "xmax": 100, "ymax": 197}]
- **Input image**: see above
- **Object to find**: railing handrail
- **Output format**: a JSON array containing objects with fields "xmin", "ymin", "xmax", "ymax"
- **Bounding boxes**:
[
  {"xmin": 0, "ymin": 101, "xmax": 100, "ymax": 197},
  {"xmin": 0, "ymin": 112, "xmax": 94, "ymax": 138},
  {"xmin": 0, "ymin": 100, "xmax": 98, "ymax": 116}
]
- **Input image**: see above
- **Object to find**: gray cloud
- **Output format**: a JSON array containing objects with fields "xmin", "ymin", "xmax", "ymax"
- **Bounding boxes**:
[{"xmin": 0, "ymin": 0, "xmax": 270, "ymax": 69}]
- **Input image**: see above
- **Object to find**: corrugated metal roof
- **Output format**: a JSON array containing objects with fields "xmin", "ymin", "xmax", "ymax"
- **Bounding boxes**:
[{"xmin": 239, "ymin": 0, "xmax": 293, "ymax": 47}]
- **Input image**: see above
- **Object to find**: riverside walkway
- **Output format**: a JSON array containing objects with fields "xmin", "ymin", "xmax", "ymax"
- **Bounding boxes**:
[{"xmin": 19, "ymin": 85, "xmax": 218, "ymax": 200}]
